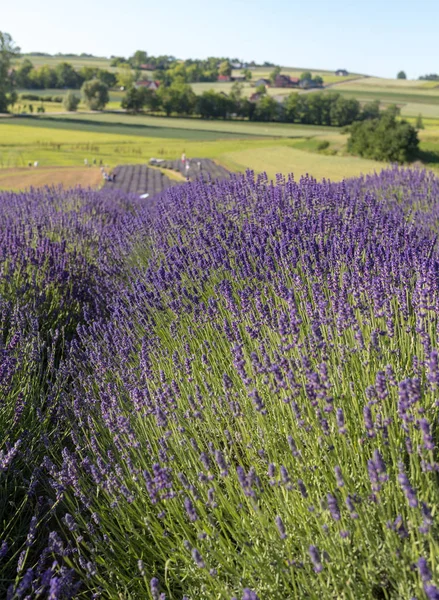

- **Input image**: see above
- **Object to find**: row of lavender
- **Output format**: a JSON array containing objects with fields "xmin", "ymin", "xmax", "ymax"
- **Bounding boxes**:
[{"xmin": 2, "ymin": 167, "xmax": 439, "ymax": 598}]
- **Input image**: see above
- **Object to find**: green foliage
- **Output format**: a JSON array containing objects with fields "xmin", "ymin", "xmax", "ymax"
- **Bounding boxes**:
[
  {"xmin": 253, "ymin": 95, "xmax": 280, "ymax": 121},
  {"xmin": 361, "ymin": 100, "xmax": 381, "ymax": 120},
  {"xmin": 55, "ymin": 62, "xmax": 83, "ymax": 88},
  {"xmin": 121, "ymin": 86, "xmax": 159, "ymax": 113},
  {"xmin": 230, "ymin": 81, "xmax": 244, "ymax": 102},
  {"xmin": 317, "ymin": 139, "xmax": 330, "ymax": 151},
  {"xmin": 129, "ymin": 50, "xmax": 148, "ymax": 69},
  {"xmin": 81, "ymin": 80, "xmax": 109, "ymax": 110},
  {"xmin": 116, "ymin": 64, "xmax": 135, "ymax": 89},
  {"xmin": 347, "ymin": 106, "xmax": 419, "ymax": 163},
  {"xmin": 157, "ymin": 83, "xmax": 196, "ymax": 116},
  {"xmin": 218, "ymin": 60, "xmax": 232, "ymax": 77},
  {"xmin": 63, "ymin": 90, "xmax": 80, "ymax": 111},
  {"xmin": 284, "ymin": 92, "xmax": 360, "ymax": 126},
  {"xmin": 255, "ymin": 84, "xmax": 267, "ymax": 95},
  {"xmin": 0, "ymin": 31, "xmax": 20, "ymax": 112},
  {"xmin": 397, "ymin": 70, "xmax": 407, "ymax": 79},
  {"xmin": 196, "ymin": 89, "xmax": 234, "ymax": 119},
  {"xmin": 242, "ymin": 68, "xmax": 252, "ymax": 81},
  {"xmin": 269, "ymin": 66, "xmax": 282, "ymax": 84},
  {"xmin": 300, "ymin": 70, "xmax": 312, "ymax": 81},
  {"xmin": 416, "ymin": 114, "xmax": 424, "ymax": 130}
]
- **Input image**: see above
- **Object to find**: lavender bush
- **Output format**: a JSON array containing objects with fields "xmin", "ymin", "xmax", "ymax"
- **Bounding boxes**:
[{"xmin": 2, "ymin": 168, "xmax": 439, "ymax": 599}]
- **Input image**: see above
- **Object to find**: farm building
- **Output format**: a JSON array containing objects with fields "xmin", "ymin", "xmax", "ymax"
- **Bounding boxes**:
[
  {"xmin": 139, "ymin": 64, "xmax": 156, "ymax": 71},
  {"xmin": 217, "ymin": 74, "xmax": 232, "ymax": 82},
  {"xmin": 254, "ymin": 78, "xmax": 271, "ymax": 87},
  {"xmin": 249, "ymin": 92, "xmax": 264, "ymax": 103},
  {"xmin": 274, "ymin": 74, "xmax": 299, "ymax": 88},
  {"xmin": 335, "ymin": 69, "xmax": 349, "ymax": 76},
  {"xmin": 135, "ymin": 80, "xmax": 160, "ymax": 90}
]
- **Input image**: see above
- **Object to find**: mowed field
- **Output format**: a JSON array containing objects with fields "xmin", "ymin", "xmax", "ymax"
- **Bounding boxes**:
[
  {"xmin": 0, "ymin": 166, "xmax": 102, "ymax": 191},
  {"xmin": 0, "ymin": 114, "xmax": 394, "ymax": 187}
]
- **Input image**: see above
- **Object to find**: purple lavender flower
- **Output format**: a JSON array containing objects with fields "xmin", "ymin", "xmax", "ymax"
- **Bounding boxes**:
[
  {"xmin": 192, "ymin": 548, "xmax": 205, "ymax": 568},
  {"xmin": 242, "ymin": 589, "xmax": 260, "ymax": 600},
  {"xmin": 150, "ymin": 577, "xmax": 160, "ymax": 600},
  {"xmin": 418, "ymin": 558, "xmax": 432, "ymax": 582},
  {"xmin": 184, "ymin": 497, "xmax": 198, "ymax": 522},
  {"xmin": 398, "ymin": 463, "xmax": 418, "ymax": 508},
  {"xmin": 275, "ymin": 515, "xmax": 287, "ymax": 539},
  {"xmin": 309, "ymin": 545, "xmax": 323, "ymax": 573},
  {"xmin": 327, "ymin": 493, "xmax": 341, "ymax": 521}
]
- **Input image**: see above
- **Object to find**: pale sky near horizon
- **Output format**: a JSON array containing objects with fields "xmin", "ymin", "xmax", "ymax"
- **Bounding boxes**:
[{"xmin": 2, "ymin": 0, "xmax": 437, "ymax": 79}]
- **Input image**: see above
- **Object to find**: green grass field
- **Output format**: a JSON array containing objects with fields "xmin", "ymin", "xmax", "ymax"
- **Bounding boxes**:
[
  {"xmin": 3, "ymin": 69, "xmax": 439, "ymax": 188},
  {"xmin": 1, "ymin": 111, "xmax": 436, "ymax": 185}
]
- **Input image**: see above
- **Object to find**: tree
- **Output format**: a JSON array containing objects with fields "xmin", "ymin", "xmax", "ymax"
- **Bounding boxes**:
[
  {"xmin": 361, "ymin": 100, "xmax": 380, "ymax": 120},
  {"xmin": 269, "ymin": 66, "xmax": 281, "ymax": 84},
  {"xmin": 81, "ymin": 80, "xmax": 109, "ymax": 110},
  {"xmin": 55, "ymin": 62, "xmax": 83, "ymax": 88},
  {"xmin": 347, "ymin": 106, "xmax": 419, "ymax": 163},
  {"xmin": 300, "ymin": 71, "xmax": 312, "ymax": 81},
  {"xmin": 242, "ymin": 68, "xmax": 252, "ymax": 81},
  {"xmin": 0, "ymin": 32, "xmax": 20, "ymax": 113},
  {"xmin": 35, "ymin": 65, "xmax": 57, "ymax": 89},
  {"xmin": 121, "ymin": 86, "xmax": 150, "ymax": 113},
  {"xmin": 230, "ymin": 81, "xmax": 244, "ymax": 102},
  {"xmin": 15, "ymin": 59, "xmax": 34, "ymax": 88},
  {"xmin": 255, "ymin": 84, "xmax": 267, "ymax": 95},
  {"xmin": 130, "ymin": 50, "xmax": 148, "ymax": 69},
  {"xmin": 313, "ymin": 75, "xmax": 323, "ymax": 87},
  {"xmin": 254, "ymin": 95, "xmax": 280, "ymax": 121},
  {"xmin": 416, "ymin": 114, "xmax": 424, "ymax": 130},
  {"xmin": 157, "ymin": 83, "xmax": 196, "ymax": 116},
  {"xmin": 218, "ymin": 60, "xmax": 232, "ymax": 77},
  {"xmin": 397, "ymin": 71, "xmax": 407, "ymax": 79},
  {"xmin": 116, "ymin": 64, "xmax": 135, "ymax": 89},
  {"xmin": 63, "ymin": 90, "xmax": 80, "ymax": 111},
  {"xmin": 97, "ymin": 69, "xmax": 117, "ymax": 88}
]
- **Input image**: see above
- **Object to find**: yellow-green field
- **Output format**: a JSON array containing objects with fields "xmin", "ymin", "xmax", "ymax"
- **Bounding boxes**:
[{"xmin": 1, "ymin": 112, "xmax": 437, "ymax": 189}]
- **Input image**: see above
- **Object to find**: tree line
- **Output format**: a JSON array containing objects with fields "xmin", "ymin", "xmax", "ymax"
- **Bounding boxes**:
[
  {"xmin": 13, "ymin": 59, "xmax": 117, "ymax": 89},
  {"xmin": 122, "ymin": 82, "xmax": 381, "ymax": 127}
]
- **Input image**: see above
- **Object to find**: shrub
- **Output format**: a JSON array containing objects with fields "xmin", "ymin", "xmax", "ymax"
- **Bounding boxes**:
[
  {"xmin": 347, "ymin": 106, "xmax": 419, "ymax": 163},
  {"xmin": 81, "ymin": 80, "xmax": 109, "ymax": 111},
  {"xmin": 63, "ymin": 90, "xmax": 80, "ymax": 111}
]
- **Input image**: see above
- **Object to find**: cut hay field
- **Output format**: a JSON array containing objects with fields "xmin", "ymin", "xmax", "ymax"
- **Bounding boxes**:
[{"xmin": 0, "ymin": 166, "xmax": 103, "ymax": 190}]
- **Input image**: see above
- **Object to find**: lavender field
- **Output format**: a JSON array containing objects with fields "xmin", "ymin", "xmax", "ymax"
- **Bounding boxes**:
[{"xmin": 2, "ymin": 167, "xmax": 439, "ymax": 599}]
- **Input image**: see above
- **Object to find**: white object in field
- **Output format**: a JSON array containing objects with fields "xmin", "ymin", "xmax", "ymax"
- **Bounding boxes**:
[
  {"xmin": 140, "ymin": 193, "xmax": 149, "ymax": 199},
  {"xmin": 34, "ymin": 161, "xmax": 38, "ymax": 167}
]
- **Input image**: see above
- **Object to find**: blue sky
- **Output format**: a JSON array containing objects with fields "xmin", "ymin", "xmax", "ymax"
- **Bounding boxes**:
[{"xmin": 3, "ymin": 0, "xmax": 437, "ymax": 78}]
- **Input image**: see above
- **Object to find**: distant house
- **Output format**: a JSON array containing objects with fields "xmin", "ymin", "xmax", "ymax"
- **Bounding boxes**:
[
  {"xmin": 335, "ymin": 69, "xmax": 349, "ymax": 76},
  {"xmin": 231, "ymin": 61, "xmax": 243, "ymax": 69},
  {"xmin": 254, "ymin": 78, "xmax": 271, "ymax": 87},
  {"xmin": 274, "ymin": 74, "xmax": 300, "ymax": 88},
  {"xmin": 217, "ymin": 74, "xmax": 232, "ymax": 82},
  {"xmin": 139, "ymin": 64, "xmax": 156, "ymax": 71},
  {"xmin": 136, "ymin": 80, "xmax": 160, "ymax": 90},
  {"xmin": 249, "ymin": 92, "xmax": 264, "ymax": 103},
  {"xmin": 298, "ymin": 78, "xmax": 314, "ymax": 89},
  {"xmin": 231, "ymin": 75, "xmax": 246, "ymax": 82}
]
